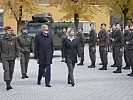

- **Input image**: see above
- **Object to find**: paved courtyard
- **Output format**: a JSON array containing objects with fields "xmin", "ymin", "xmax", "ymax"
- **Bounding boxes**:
[{"xmin": 0, "ymin": 45, "xmax": 133, "ymax": 100}]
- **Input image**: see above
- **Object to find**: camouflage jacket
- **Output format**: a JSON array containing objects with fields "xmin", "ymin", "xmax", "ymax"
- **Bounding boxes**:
[
  {"xmin": 97, "ymin": 29, "xmax": 109, "ymax": 48},
  {"xmin": 17, "ymin": 33, "xmax": 34, "ymax": 53},
  {"xmin": 0, "ymin": 36, "xmax": 20, "ymax": 61},
  {"xmin": 88, "ymin": 29, "xmax": 97, "ymax": 46}
]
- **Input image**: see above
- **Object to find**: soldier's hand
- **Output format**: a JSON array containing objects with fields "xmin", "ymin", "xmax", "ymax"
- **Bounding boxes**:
[
  {"xmin": 92, "ymin": 47, "xmax": 96, "ymax": 50},
  {"xmin": 104, "ymin": 48, "xmax": 107, "ymax": 51},
  {"xmin": 120, "ymin": 48, "xmax": 123, "ymax": 52},
  {"xmin": 112, "ymin": 39, "xmax": 115, "ymax": 42},
  {"xmin": 97, "ymin": 39, "xmax": 99, "ymax": 41},
  {"xmin": 126, "ymin": 41, "xmax": 129, "ymax": 44},
  {"xmin": 62, "ymin": 58, "xmax": 66, "ymax": 62},
  {"xmin": 36, "ymin": 59, "xmax": 39, "ymax": 63}
]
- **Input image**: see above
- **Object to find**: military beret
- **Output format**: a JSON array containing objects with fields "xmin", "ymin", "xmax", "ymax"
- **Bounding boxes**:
[{"xmin": 4, "ymin": 26, "xmax": 11, "ymax": 30}]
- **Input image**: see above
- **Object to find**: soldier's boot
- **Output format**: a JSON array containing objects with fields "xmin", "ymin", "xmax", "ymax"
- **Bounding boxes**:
[
  {"xmin": 113, "ymin": 68, "xmax": 122, "ymax": 73},
  {"xmin": 68, "ymin": 80, "xmax": 71, "ymax": 84},
  {"xmin": 88, "ymin": 62, "xmax": 96, "ymax": 68},
  {"xmin": 99, "ymin": 65, "xmax": 107, "ymax": 70},
  {"xmin": 127, "ymin": 69, "xmax": 133, "ymax": 77},
  {"xmin": 122, "ymin": 65, "xmax": 130, "ymax": 70},
  {"xmin": 77, "ymin": 61, "xmax": 84, "ymax": 65},
  {"xmin": 111, "ymin": 64, "xmax": 117, "ymax": 67},
  {"xmin": 99, "ymin": 63, "xmax": 103, "ymax": 65},
  {"xmin": 6, "ymin": 80, "xmax": 13, "ymax": 90},
  {"xmin": 22, "ymin": 73, "xmax": 28, "ymax": 79}
]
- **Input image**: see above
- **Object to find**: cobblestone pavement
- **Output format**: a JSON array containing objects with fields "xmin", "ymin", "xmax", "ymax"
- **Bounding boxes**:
[{"xmin": 0, "ymin": 45, "xmax": 133, "ymax": 100}]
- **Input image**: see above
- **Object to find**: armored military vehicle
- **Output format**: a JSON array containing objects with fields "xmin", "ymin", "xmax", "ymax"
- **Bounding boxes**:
[{"xmin": 26, "ymin": 13, "xmax": 74, "ymax": 50}]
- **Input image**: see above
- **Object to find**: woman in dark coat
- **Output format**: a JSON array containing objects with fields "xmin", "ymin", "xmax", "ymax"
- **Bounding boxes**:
[{"xmin": 62, "ymin": 28, "xmax": 81, "ymax": 86}]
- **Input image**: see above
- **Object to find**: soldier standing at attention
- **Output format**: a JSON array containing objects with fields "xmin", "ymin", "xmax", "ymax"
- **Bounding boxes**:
[
  {"xmin": 97, "ymin": 23, "xmax": 109, "ymax": 70},
  {"xmin": 77, "ymin": 28, "xmax": 85, "ymax": 65},
  {"xmin": 111, "ymin": 23, "xmax": 124, "ymax": 73},
  {"xmin": 60, "ymin": 28, "xmax": 67, "ymax": 62},
  {"xmin": 122, "ymin": 25, "xmax": 130, "ymax": 70},
  {"xmin": 126, "ymin": 25, "xmax": 133, "ymax": 76},
  {"xmin": 88, "ymin": 23, "xmax": 97, "ymax": 68},
  {"xmin": 17, "ymin": 27, "xmax": 34, "ymax": 79},
  {"xmin": 0, "ymin": 26, "xmax": 20, "ymax": 90},
  {"xmin": 110, "ymin": 24, "xmax": 117, "ymax": 67}
]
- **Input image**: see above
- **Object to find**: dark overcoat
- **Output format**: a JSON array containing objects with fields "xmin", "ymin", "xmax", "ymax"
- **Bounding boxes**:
[{"xmin": 34, "ymin": 32, "xmax": 54, "ymax": 64}]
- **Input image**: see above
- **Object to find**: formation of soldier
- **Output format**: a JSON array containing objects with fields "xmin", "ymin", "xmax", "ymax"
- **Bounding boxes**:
[{"xmin": 0, "ymin": 23, "xmax": 133, "ymax": 90}]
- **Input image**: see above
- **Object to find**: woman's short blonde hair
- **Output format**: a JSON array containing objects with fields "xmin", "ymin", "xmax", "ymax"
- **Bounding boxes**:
[{"xmin": 66, "ymin": 27, "xmax": 74, "ymax": 36}]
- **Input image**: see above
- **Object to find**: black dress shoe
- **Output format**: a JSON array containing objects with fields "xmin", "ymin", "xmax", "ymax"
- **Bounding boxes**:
[
  {"xmin": 77, "ymin": 62, "xmax": 84, "ymax": 65},
  {"xmin": 99, "ymin": 67, "xmax": 107, "ymax": 70},
  {"xmin": 88, "ymin": 65, "xmax": 95, "ymax": 68},
  {"xmin": 99, "ymin": 63, "xmax": 103, "ymax": 65},
  {"xmin": 46, "ymin": 84, "xmax": 51, "ymax": 87},
  {"xmin": 6, "ymin": 86, "xmax": 13, "ymax": 90},
  {"xmin": 113, "ymin": 69, "xmax": 122, "ymax": 73},
  {"xmin": 71, "ymin": 83, "xmax": 75, "ymax": 87},
  {"xmin": 25, "ymin": 75, "xmax": 29, "ymax": 78},
  {"xmin": 111, "ymin": 64, "xmax": 117, "ymax": 67},
  {"xmin": 127, "ymin": 72, "xmax": 133, "ymax": 77},
  {"xmin": 122, "ymin": 66, "xmax": 130, "ymax": 70}
]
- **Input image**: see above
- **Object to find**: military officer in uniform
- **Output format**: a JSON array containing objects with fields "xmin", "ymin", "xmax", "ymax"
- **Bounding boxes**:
[
  {"xmin": 17, "ymin": 27, "xmax": 34, "ymax": 79},
  {"xmin": 110, "ymin": 24, "xmax": 117, "ymax": 67},
  {"xmin": 111, "ymin": 23, "xmax": 124, "ymax": 73},
  {"xmin": 97, "ymin": 23, "xmax": 109, "ymax": 70},
  {"xmin": 88, "ymin": 23, "xmax": 97, "ymax": 68},
  {"xmin": 122, "ymin": 25, "xmax": 130, "ymax": 70},
  {"xmin": 0, "ymin": 26, "xmax": 20, "ymax": 90},
  {"xmin": 77, "ymin": 28, "xmax": 85, "ymax": 65},
  {"xmin": 126, "ymin": 25, "xmax": 133, "ymax": 76}
]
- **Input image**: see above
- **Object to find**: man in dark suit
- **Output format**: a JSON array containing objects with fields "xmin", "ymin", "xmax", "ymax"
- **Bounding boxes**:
[
  {"xmin": 34, "ymin": 25, "xmax": 54, "ymax": 87},
  {"xmin": 62, "ymin": 28, "xmax": 81, "ymax": 86}
]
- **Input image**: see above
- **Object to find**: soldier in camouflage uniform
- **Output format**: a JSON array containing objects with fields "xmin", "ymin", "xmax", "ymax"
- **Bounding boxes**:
[
  {"xmin": 122, "ymin": 25, "xmax": 130, "ymax": 70},
  {"xmin": 88, "ymin": 23, "xmax": 97, "ymax": 68},
  {"xmin": 59, "ymin": 28, "xmax": 67, "ymax": 62},
  {"xmin": 126, "ymin": 25, "xmax": 133, "ymax": 76},
  {"xmin": 77, "ymin": 28, "xmax": 85, "ymax": 65},
  {"xmin": 97, "ymin": 23, "xmax": 109, "ymax": 70},
  {"xmin": 17, "ymin": 27, "xmax": 34, "ymax": 79},
  {"xmin": 110, "ymin": 24, "xmax": 117, "ymax": 67},
  {"xmin": 111, "ymin": 23, "xmax": 124, "ymax": 73},
  {"xmin": 0, "ymin": 26, "xmax": 20, "ymax": 90}
]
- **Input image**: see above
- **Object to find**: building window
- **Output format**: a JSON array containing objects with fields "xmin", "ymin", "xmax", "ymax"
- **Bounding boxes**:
[
  {"xmin": 0, "ymin": 12, "xmax": 4, "ymax": 34},
  {"xmin": 78, "ymin": 22, "xmax": 96, "ymax": 33}
]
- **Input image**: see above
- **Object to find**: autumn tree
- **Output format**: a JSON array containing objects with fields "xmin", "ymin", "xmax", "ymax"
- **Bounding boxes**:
[
  {"xmin": 0, "ymin": 0, "xmax": 40, "ymax": 33},
  {"xmin": 49, "ymin": 0, "xmax": 100, "ymax": 31},
  {"xmin": 98, "ymin": 0, "xmax": 133, "ymax": 26}
]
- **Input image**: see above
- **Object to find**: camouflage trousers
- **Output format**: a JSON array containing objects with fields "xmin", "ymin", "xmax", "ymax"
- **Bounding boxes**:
[
  {"xmin": 2, "ymin": 60, "xmax": 15, "ymax": 81},
  {"xmin": 20, "ymin": 52, "xmax": 30, "ymax": 74}
]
